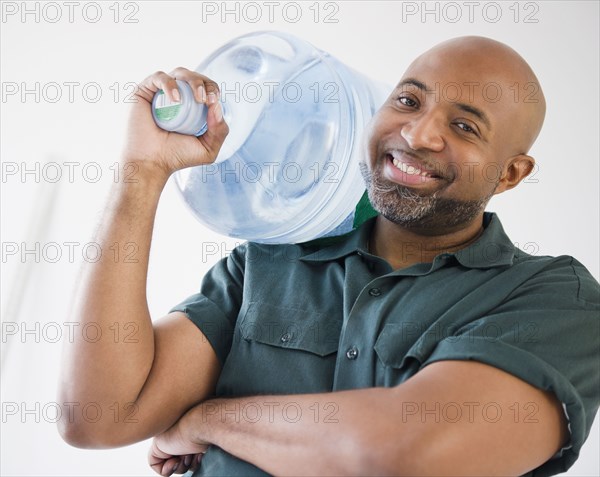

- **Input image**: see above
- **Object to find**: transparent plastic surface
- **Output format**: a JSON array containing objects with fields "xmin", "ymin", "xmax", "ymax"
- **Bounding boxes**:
[{"xmin": 173, "ymin": 31, "xmax": 391, "ymax": 243}]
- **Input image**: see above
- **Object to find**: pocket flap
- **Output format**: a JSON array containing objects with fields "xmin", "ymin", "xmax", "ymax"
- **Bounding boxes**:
[
  {"xmin": 240, "ymin": 302, "xmax": 340, "ymax": 357},
  {"xmin": 374, "ymin": 323, "xmax": 422, "ymax": 368}
]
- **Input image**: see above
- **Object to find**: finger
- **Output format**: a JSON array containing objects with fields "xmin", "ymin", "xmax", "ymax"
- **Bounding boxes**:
[
  {"xmin": 190, "ymin": 452, "xmax": 204, "ymax": 472},
  {"xmin": 149, "ymin": 461, "xmax": 166, "ymax": 476},
  {"xmin": 170, "ymin": 67, "xmax": 220, "ymax": 104},
  {"xmin": 199, "ymin": 100, "xmax": 229, "ymax": 158},
  {"xmin": 167, "ymin": 456, "xmax": 185, "ymax": 475},
  {"xmin": 149, "ymin": 456, "xmax": 176, "ymax": 476},
  {"xmin": 174, "ymin": 454, "xmax": 194, "ymax": 475},
  {"xmin": 149, "ymin": 460, "xmax": 171, "ymax": 477},
  {"xmin": 204, "ymin": 81, "xmax": 220, "ymax": 104},
  {"xmin": 153, "ymin": 457, "xmax": 176, "ymax": 477},
  {"xmin": 148, "ymin": 439, "xmax": 175, "ymax": 463},
  {"xmin": 137, "ymin": 71, "xmax": 180, "ymax": 103}
]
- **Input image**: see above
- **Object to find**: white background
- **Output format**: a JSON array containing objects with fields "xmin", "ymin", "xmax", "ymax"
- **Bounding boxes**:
[{"xmin": 1, "ymin": 1, "xmax": 598, "ymax": 476}]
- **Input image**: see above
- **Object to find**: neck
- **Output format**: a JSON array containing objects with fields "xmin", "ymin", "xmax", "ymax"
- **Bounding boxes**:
[{"xmin": 370, "ymin": 214, "xmax": 485, "ymax": 270}]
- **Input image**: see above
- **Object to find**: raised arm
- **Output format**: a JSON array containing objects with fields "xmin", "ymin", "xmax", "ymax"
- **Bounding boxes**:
[{"xmin": 58, "ymin": 68, "xmax": 229, "ymax": 448}]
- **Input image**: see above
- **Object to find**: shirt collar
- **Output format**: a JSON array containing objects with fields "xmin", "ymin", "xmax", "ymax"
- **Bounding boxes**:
[
  {"xmin": 453, "ymin": 212, "xmax": 516, "ymax": 268},
  {"xmin": 299, "ymin": 218, "xmax": 373, "ymax": 262},
  {"xmin": 299, "ymin": 212, "xmax": 515, "ymax": 269}
]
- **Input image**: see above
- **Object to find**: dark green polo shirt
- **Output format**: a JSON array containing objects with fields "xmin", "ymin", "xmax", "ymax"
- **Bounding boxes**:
[{"xmin": 171, "ymin": 212, "xmax": 600, "ymax": 477}]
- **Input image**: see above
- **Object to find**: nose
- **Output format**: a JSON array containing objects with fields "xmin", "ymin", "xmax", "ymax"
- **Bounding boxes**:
[{"xmin": 400, "ymin": 111, "xmax": 445, "ymax": 152}]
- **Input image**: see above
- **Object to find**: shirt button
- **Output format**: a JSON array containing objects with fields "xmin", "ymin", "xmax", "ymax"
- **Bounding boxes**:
[
  {"xmin": 369, "ymin": 287, "xmax": 382, "ymax": 297},
  {"xmin": 346, "ymin": 347, "xmax": 359, "ymax": 360},
  {"xmin": 280, "ymin": 332, "xmax": 291, "ymax": 343}
]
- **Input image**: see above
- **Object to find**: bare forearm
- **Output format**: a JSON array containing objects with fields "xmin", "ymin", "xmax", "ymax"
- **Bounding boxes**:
[
  {"xmin": 187, "ymin": 389, "xmax": 398, "ymax": 476},
  {"xmin": 60, "ymin": 162, "xmax": 170, "ymax": 408},
  {"xmin": 167, "ymin": 362, "xmax": 567, "ymax": 477}
]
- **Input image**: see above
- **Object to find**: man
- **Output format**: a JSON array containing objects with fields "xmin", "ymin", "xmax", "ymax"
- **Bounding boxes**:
[{"xmin": 58, "ymin": 36, "xmax": 599, "ymax": 476}]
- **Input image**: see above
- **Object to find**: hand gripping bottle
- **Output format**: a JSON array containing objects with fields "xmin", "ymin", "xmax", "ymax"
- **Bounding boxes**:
[{"xmin": 152, "ymin": 31, "xmax": 390, "ymax": 244}]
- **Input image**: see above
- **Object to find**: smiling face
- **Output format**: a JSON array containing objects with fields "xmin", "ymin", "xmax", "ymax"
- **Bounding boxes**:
[{"xmin": 361, "ymin": 36, "xmax": 545, "ymax": 234}]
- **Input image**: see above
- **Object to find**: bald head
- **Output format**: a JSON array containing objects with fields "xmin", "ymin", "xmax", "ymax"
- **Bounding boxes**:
[
  {"xmin": 406, "ymin": 36, "xmax": 546, "ymax": 155},
  {"xmin": 362, "ymin": 36, "xmax": 545, "ymax": 233}
]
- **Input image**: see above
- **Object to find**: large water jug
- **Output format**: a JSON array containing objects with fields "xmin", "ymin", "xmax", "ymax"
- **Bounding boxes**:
[{"xmin": 156, "ymin": 31, "xmax": 390, "ymax": 243}]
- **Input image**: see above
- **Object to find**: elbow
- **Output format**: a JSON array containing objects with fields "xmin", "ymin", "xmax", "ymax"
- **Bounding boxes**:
[
  {"xmin": 57, "ymin": 421, "xmax": 93, "ymax": 449},
  {"xmin": 53, "ymin": 394, "xmax": 105, "ymax": 448},
  {"xmin": 57, "ymin": 408, "xmax": 126, "ymax": 449},
  {"xmin": 58, "ymin": 421, "xmax": 129, "ymax": 449},
  {"xmin": 55, "ymin": 385, "xmax": 136, "ymax": 448},
  {"xmin": 57, "ymin": 418, "xmax": 110, "ymax": 449},
  {"xmin": 57, "ymin": 419, "xmax": 100, "ymax": 449}
]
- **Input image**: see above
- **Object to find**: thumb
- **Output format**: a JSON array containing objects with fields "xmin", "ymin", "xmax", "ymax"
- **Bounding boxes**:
[
  {"xmin": 149, "ymin": 438, "xmax": 173, "ymax": 464},
  {"xmin": 200, "ymin": 100, "xmax": 229, "ymax": 159}
]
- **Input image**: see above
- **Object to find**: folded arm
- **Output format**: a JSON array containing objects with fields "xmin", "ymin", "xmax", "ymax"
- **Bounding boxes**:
[{"xmin": 152, "ymin": 360, "xmax": 568, "ymax": 476}]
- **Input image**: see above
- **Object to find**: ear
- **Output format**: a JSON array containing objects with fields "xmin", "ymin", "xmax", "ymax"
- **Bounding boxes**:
[{"xmin": 494, "ymin": 154, "xmax": 535, "ymax": 194}]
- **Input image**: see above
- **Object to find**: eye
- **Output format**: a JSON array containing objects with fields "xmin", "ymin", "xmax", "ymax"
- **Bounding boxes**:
[
  {"xmin": 396, "ymin": 95, "xmax": 418, "ymax": 108},
  {"xmin": 455, "ymin": 121, "xmax": 478, "ymax": 136}
]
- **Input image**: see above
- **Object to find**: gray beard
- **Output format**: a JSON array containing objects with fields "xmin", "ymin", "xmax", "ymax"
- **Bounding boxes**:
[{"xmin": 359, "ymin": 161, "xmax": 495, "ymax": 230}]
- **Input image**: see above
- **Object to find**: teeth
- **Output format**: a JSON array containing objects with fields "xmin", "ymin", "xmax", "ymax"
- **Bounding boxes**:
[{"xmin": 392, "ymin": 157, "xmax": 431, "ymax": 177}]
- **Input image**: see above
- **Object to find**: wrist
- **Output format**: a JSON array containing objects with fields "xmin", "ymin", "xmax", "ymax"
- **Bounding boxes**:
[
  {"xmin": 180, "ymin": 402, "xmax": 216, "ymax": 447},
  {"xmin": 195, "ymin": 399, "xmax": 225, "ymax": 446},
  {"xmin": 105, "ymin": 160, "xmax": 170, "ymax": 216},
  {"xmin": 117, "ymin": 157, "xmax": 172, "ymax": 190}
]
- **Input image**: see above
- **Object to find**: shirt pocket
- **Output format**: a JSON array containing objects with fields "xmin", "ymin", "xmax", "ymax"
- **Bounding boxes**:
[
  {"xmin": 226, "ymin": 301, "xmax": 341, "ymax": 394},
  {"xmin": 240, "ymin": 302, "xmax": 340, "ymax": 355},
  {"xmin": 374, "ymin": 323, "xmax": 423, "ymax": 387}
]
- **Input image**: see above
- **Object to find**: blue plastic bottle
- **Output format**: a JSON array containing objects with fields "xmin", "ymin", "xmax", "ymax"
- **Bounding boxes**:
[{"xmin": 152, "ymin": 31, "xmax": 390, "ymax": 243}]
